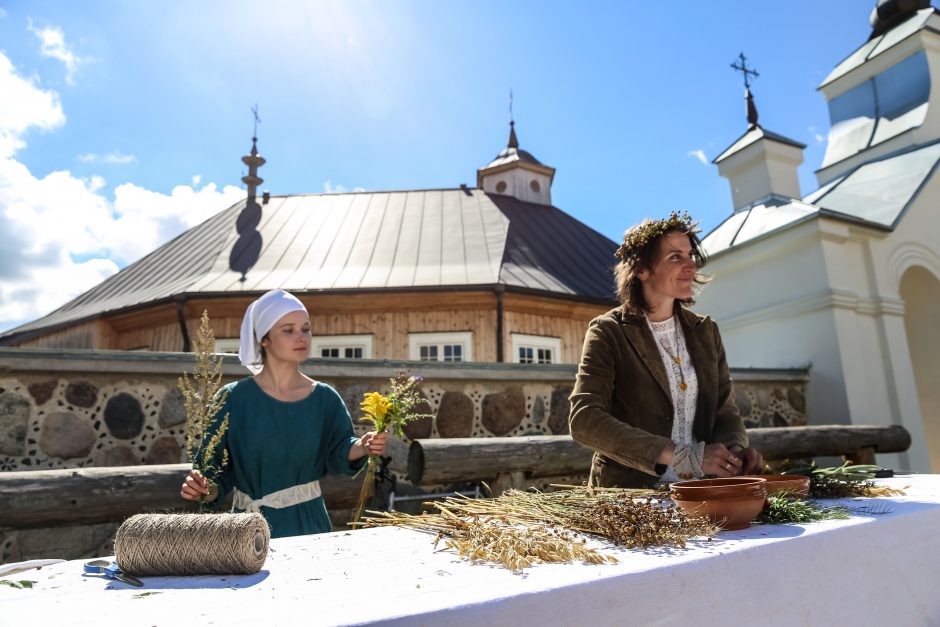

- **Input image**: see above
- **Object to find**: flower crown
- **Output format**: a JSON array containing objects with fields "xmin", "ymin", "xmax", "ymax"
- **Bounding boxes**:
[{"xmin": 615, "ymin": 211, "xmax": 701, "ymax": 261}]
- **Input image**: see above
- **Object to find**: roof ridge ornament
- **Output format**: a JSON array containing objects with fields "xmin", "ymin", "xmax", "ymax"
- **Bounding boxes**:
[{"xmin": 731, "ymin": 53, "xmax": 760, "ymax": 129}]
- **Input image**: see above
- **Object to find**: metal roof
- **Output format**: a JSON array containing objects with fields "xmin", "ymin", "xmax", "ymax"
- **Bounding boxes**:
[
  {"xmin": 1, "ymin": 188, "xmax": 618, "ymax": 342},
  {"xmin": 704, "ymin": 140, "xmax": 940, "ymax": 256},
  {"xmin": 713, "ymin": 125, "xmax": 806, "ymax": 164},
  {"xmin": 819, "ymin": 8, "xmax": 938, "ymax": 89}
]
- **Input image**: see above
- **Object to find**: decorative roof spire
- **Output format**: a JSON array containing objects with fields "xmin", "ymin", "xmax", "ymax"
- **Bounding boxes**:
[
  {"xmin": 241, "ymin": 105, "xmax": 265, "ymax": 201},
  {"xmin": 507, "ymin": 89, "xmax": 519, "ymax": 148},
  {"xmin": 731, "ymin": 53, "xmax": 761, "ymax": 129},
  {"xmin": 508, "ymin": 120, "xmax": 519, "ymax": 149},
  {"xmin": 745, "ymin": 89, "xmax": 759, "ymax": 129},
  {"xmin": 230, "ymin": 106, "xmax": 265, "ymax": 281}
]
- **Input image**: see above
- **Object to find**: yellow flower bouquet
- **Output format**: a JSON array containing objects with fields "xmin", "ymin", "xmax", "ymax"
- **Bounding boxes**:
[{"xmin": 352, "ymin": 373, "xmax": 431, "ymax": 523}]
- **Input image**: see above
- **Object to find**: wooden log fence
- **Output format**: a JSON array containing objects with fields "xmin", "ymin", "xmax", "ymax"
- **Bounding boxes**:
[
  {"xmin": 0, "ymin": 425, "xmax": 911, "ymax": 529},
  {"xmin": 408, "ymin": 425, "xmax": 912, "ymax": 486},
  {"xmin": 0, "ymin": 464, "xmax": 362, "ymax": 530}
]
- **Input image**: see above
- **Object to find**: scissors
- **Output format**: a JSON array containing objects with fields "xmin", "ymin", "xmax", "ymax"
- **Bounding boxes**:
[{"xmin": 83, "ymin": 560, "xmax": 144, "ymax": 587}]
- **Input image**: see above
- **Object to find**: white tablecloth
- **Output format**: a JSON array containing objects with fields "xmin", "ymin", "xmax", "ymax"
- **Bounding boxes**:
[{"xmin": 2, "ymin": 476, "xmax": 939, "ymax": 627}]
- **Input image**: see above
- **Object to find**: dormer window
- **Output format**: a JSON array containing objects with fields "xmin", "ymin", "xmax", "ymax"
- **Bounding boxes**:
[{"xmin": 476, "ymin": 119, "xmax": 556, "ymax": 206}]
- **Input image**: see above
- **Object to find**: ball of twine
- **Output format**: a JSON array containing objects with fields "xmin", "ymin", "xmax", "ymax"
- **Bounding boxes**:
[{"xmin": 114, "ymin": 512, "xmax": 270, "ymax": 576}]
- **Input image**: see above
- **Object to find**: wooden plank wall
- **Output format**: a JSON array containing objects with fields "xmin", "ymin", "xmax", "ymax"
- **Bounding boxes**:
[{"xmin": 15, "ymin": 291, "xmax": 614, "ymax": 363}]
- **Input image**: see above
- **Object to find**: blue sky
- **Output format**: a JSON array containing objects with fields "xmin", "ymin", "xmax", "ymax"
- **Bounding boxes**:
[{"xmin": 0, "ymin": 0, "xmax": 878, "ymax": 332}]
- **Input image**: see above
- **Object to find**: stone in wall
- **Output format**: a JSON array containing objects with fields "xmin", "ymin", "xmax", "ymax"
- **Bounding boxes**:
[
  {"xmin": 65, "ymin": 381, "xmax": 99, "ymax": 408},
  {"xmin": 27, "ymin": 380, "xmax": 57, "ymax": 406},
  {"xmin": 146, "ymin": 436, "xmax": 183, "ymax": 465},
  {"xmin": 735, "ymin": 388, "xmax": 752, "ymax": 418},
  {"xmin": 531, "ymin": 396, "xmax": 545, "ymax": 424},
  {"xmin": 40, "ymin": 412, "xmax": 96, "ymax": 459},
  {"xmin": 481, "ymin": 387, "xmax": 525, "ymax": 436},
  {"xmin": 104, "ymin": 392, "xmax": 144, "ymax": 439},
  {"xmin": 158, "ymin": 387, "xmax": 187, "ymax": 428},
  {"xmin": 548, "ymin": 386, "xmax": 572, "ymax": 435},
  {"xmin": 95, "ymin": 445, "xmax": 140, "ymax": 467},
  {"xmin": 340, "ymin": 383, "xmax": 373, "ymax": 425},
  {"xmin": 0, "ymin": 392, "xmax": 30, "ymax": 455},
  {"xmin": 436, "ymin": 391, "xmax": 474, "ymax": 438},
  {"xmin": 403, "ymin": 397, "xmax": 433, "ymax": 441},
  {"xmin": 788, "ymin": 387, "xmax": 805, "ymax": 415}
]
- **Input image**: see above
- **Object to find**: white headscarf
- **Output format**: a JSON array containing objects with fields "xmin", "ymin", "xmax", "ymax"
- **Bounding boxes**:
[{"xmin": 239, "ymin": 290, "xmax": 308, "ymax": 374}]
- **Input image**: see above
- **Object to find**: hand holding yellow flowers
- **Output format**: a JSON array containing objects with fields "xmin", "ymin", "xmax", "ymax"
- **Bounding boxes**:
[{"xmin": 352, "ymin": 373, "xmax": 432, "ymax": 524}]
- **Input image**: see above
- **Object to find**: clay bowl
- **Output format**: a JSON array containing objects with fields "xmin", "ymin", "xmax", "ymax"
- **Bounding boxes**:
[
  {"xmin": 741, "ymin": 474, "xmax": 811, "ymax": 498},
  {"xmin": 669, "ymin": 477, "xmax": 768, "ymax": 531}
]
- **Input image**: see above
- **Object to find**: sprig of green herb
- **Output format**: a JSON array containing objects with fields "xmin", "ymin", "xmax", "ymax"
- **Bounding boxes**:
[{"xmin": 756, "ymin": 496, "xmax": 850, "ymax": 525}]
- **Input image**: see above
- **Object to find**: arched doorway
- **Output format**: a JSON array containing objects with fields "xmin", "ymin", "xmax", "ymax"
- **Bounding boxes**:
[{"xmin": 900, "ymin": 266, "xmax": 940, "ymax": 472}]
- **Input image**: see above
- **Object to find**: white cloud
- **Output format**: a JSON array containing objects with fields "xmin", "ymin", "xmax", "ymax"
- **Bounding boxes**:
[
  {"xmin": 75, "ymin": 150, "xmax": 138, "ymax": 165},
  {"xmin": 323, "ymin": 179, "xmax": 365, "ymax": 193},
  {"xmin": 192, "ymin": 174, "xmax": 202, "ymax": 186},
  {"xmin": 808, "ymin": 126, "xmax": 826, "ymax": 144},
  {"xmin": 28, "ymin": 19, "xmax": 88, "ymax": 85},
  {"xmin": 687, "ymin": 149, "xmax": 708, "ymax": 165},
  {"xmin": 324, "ymin": 179, "xmax": 346, "ymax": 193},
  {"xmin": 0, "ymin": 52, "xmax": 65, "ymax": 158},
  {"xmin": 0, "ymin": 51, "xmax": 245, "ymax": 332}
]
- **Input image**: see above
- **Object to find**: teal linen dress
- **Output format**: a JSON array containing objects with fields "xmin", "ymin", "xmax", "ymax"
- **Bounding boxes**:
[{"xmin": 201, "ymin": 378, "xmax": 364, "ymax": 538}]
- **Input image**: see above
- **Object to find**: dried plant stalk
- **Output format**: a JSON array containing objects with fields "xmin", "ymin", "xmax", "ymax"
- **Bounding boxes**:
[
  {"xmin": 180, "ymin": 310, "xmax": 230, "ymax": 510},
  {"xmin": 360, "ymin": 486, "xmax": 718, "ymax": 572}
]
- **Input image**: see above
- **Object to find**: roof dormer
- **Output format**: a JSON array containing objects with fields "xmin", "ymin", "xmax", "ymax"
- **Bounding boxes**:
[{"xmin": 477, "ymin": 121, "xmax": 556, "ymax": 206}]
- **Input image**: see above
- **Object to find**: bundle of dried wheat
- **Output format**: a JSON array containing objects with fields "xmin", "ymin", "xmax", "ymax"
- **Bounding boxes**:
[{"xmin": 360, "ymin": 486, "xmax": 718, "ymax": 572}]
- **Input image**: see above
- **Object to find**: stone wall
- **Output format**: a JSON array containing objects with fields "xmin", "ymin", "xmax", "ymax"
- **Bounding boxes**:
[
  {"xmin": 0, "ymin": 347, "xmax": 808, "ymax": 562},
  {"xmin": 0, "ymin": 348, "xmax": 808, "ymax": 473}
]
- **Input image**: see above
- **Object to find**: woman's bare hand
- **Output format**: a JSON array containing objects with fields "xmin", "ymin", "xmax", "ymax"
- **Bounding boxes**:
[
  {"xmin": 702, "ymin": 443, "xmax": 744, "ymax": 477},
  {"xmin": 180, "ymin": 469, "xmax": 217, "ymax": 502}
]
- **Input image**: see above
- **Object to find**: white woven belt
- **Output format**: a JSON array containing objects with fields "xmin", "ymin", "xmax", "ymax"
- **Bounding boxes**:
[{"xmin": 233, "ymin": 480, "xmax": 322, "ymax": 513}]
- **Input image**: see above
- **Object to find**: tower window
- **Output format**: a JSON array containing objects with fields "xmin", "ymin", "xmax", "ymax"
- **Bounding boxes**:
[
  {"xmin": 530, "ymin": 180, "xmax": 541, "ymax": 192},
  {"xmin": 495, "ymin": 181, "xmax": 507, "ymax": 193}
]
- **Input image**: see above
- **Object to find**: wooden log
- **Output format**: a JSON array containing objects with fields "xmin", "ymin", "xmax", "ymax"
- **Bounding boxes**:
[
  {"xmin": 746, "ymin": 425, "xmax": 910, "ymax": 461},
  {"xmin": 408, "ymin": 425, "xmax": 912, "ymax": 485},
  {"xmin": 408, "ymin": 436, "xmax": 590, "ymax": 484},
  {"xmin": 0, "ymin": 463, "xmax": 363, "ymax": 529}
]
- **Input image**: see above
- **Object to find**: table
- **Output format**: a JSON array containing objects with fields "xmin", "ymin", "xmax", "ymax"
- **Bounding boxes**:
[{"xmin": 2, "ymin": 476, "xmax": 939, "ymax": 627}]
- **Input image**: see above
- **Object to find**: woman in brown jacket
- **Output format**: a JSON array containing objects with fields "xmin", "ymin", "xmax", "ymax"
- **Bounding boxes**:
[{"xmin": 569, "ymin": 212, "xmax": 762, "ymax": 488}]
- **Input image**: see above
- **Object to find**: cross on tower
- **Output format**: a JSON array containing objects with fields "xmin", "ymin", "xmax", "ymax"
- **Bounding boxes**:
[
  {"xmin": 251, "ymin": 104, "xmax": 261, "ymax": 138},
  {"xmin": 730, "ymin": 53, "xmax": 759, "ymax": 90}
]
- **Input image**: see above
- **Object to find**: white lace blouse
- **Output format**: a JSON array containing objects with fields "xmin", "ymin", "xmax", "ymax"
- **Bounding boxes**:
[{"xmin": 646, "ymin": 316, "xmax": 699, "ymax": 482}]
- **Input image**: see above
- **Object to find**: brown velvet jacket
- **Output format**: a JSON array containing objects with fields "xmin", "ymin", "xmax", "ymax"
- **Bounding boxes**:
[{"xmin": 568, "ymin": 305, "xmax": 748, "ymax": 488}]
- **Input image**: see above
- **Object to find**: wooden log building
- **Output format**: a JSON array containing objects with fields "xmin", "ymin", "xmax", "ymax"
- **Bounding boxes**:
[{"xmin": 0, "ymin": 123, "xmax": 618, "ymax": 363}]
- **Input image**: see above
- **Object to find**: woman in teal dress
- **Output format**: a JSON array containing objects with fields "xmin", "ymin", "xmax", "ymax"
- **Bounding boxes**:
[{"xmin": 180, "ymin": 290, "xmax": 387, "ymax": 538}]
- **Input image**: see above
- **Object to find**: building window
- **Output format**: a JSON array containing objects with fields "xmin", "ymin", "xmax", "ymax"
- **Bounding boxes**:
[
  {"xmin": 214, "ymin": 338, "xmax": 240, "ymax": 354},
  {"xmin": 409, "ymin": 332, "xmax": 473, "ymax": 362},
  {"xmin": 511, "ymin": 333, "xmax": 561, "ymax": 364},
  {"xmin": 311, "ymin": 334, "xmax": 373, "ymax": 359},
  {"xmin": 495, "ymin": 180, "xmax": 507, "ymax": 193}
]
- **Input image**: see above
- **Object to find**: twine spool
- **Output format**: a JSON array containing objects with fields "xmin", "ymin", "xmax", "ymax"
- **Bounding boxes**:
[{"xmin": 114, "ymin": 513, "xmax": 270, "ymax": 576}]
